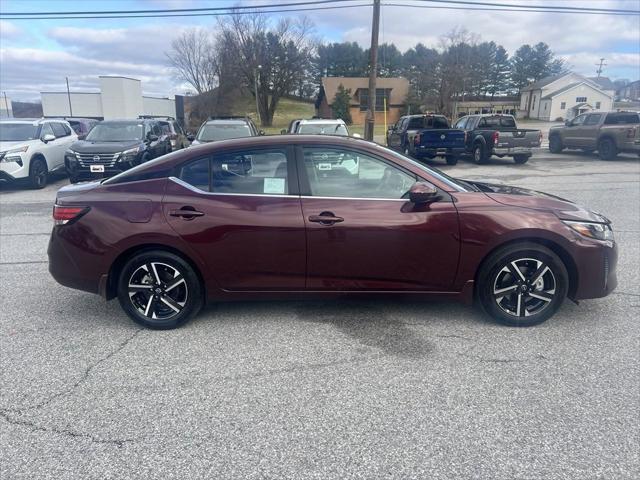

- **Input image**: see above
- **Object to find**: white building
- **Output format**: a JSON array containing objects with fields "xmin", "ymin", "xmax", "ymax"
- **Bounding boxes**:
[
  {"xmin": 1, "ymin": 94, "xmax": 13, "ymax": 118},
  {"xmin": 519, "ymin": 72, "xmax": 615, "ymax": 121},
  {"xmin": 41, "ymin": 76, "xmax": 177, "ymax": 120}
]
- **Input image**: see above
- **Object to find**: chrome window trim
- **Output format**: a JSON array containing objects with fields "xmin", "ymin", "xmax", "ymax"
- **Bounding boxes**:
[{"xmin": 169, "ymin": 177, "xmax": 409, "ymax": 202}]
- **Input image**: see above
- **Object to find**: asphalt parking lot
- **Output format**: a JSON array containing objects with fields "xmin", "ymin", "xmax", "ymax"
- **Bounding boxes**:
[{"xmin": 1, "ymin": 150, "xmax": 639, "ymax": 479}]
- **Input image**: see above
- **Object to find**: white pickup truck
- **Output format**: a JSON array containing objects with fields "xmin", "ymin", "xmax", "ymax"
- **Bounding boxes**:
[{"xmin": 0, "ymin": 118, "xmax": 77, "ymax": 188}]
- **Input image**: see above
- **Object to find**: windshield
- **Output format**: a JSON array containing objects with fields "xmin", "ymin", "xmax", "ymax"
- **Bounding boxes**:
[
  {"xmin": 85, "ymin": 123, "xmax": 144, "ymax": 142},
  {"xmin": 375, "ymin": 143, "xmax": 470, "ymax": 192},
  {"xmin": 197, "ymin": 123, "xmax": 252, "ymax": 142},
  {"xmin": 0, "ymin": 123, "xmax": 39, "ymax": 142},
  {"xmin": 298, "ymin": 123, "xmax": 349, "ymax": 136}
]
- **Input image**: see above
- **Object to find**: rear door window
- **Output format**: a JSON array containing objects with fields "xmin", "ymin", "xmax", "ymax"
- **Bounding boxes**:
[
  {"xmin": 180, "ymin": 157, "xmax": 210, "ymax": 192},
  {"xmin": 212, "ymin": 149, "xmax": 289, "ymax": 195}
]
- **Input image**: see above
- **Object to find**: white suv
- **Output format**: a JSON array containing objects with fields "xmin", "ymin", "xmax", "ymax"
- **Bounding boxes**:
[
  {"xmin": 290, "ymin": 118, "xmax": 360, "ymax": 138},
  {"xmin": 0, "ymin": 118, "xmax": 77, "ymax": 188}
]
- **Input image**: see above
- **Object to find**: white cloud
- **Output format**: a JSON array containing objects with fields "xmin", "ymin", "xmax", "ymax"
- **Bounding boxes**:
[{"xmin": 0, "ymin": 20, "xmax": 22, "ymax": 38}]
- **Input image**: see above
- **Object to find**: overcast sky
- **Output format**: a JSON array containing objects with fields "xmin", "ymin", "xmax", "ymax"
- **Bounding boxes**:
[{"xmin": 1, "ymin": 0, "xmax": 638, "ymax": 101}]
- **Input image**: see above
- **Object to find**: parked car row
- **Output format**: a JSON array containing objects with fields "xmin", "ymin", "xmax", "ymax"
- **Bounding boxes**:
[
  {"xmin": 0, "ymin": 116, "xmax": 189, "ymax": 188},
  {"xmin": 387, "ymin": 110, "xmax": 639, "ymax": 165},
  {"xmin": 387, "ymin": 113, "xmax": 542, "ymax": 165}
]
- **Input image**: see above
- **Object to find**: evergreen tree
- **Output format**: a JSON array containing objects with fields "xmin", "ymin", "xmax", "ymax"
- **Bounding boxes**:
[{"xmin": 331, "ymin": 84, "xmax": 353, "ymax": 124}]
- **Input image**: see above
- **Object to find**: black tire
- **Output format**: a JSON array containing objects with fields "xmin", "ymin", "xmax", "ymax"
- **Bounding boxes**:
[
  {"xmin": 477, "ymin": 242, "xmax": 568, "ymax": 327},
  {"xmin": 473, "ymin": 143, "xmax": 489, "ymax": 164},
  {"xmin": 117, "ymin": 250, "xmax": 203, "ymax": 329},
  {"xmin": 549, "ymin": 135, "xmax": 563, "ymax": 153},
  {"xmin": 598, "ymin": 137, "xmax": 618, "ymax": 160},
  {"xmin": 513, "ymin": 154, "xmax": 529, "ymax": 164},
  {"xmin": 69, "ymin": 174, "xmax": 80, "ymax": 184},
  {"xmin": 445, "ymin": 155, "xmax": 458, "ymax": 166},
  {"xmin": 28, "ymin": 157, "xmax": 48, "ymax": 189}
]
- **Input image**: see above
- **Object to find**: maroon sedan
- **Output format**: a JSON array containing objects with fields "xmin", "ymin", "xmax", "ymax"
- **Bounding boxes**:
[{"xmin": 48, "ymin": 135, "xmax": 617, "ymax": 329}]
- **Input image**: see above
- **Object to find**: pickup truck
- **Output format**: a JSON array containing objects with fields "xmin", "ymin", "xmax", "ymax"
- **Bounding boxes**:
[
  {"xmin": 548, "ymin": 110, "xmax": 640, "ymax": 160},
  {"xmin": 454, "ymin": 114, "xmax": 542, "ymax": 164},
  {"xmin": 386, "ymin": 114, "xmax": 466, "ymax": 165}
]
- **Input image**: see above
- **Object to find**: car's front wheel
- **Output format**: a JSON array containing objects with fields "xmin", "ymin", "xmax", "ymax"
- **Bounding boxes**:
[
  {"xmin": 117, "ymin": 250, "xmax": 203, "ymax": 329},
  {"xmin": 477, "ymin": 243, "xmax": 568, "ymax": 327},
  {"xmin": 28, "ymin": 157, "xmax": 48, "ymax": 189}
]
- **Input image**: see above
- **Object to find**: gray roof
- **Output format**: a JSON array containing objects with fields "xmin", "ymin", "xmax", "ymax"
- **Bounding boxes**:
[
  {"xmin": 522, "ymin": 73, "xmax": 567, "ymax": 91},
  {"xmin": 587, "ymin": 76, "xmax": 616, "ymax": 91},
  {"xmin": 541, "ymin": 82, "xmax": 582, "ymax": 99}
]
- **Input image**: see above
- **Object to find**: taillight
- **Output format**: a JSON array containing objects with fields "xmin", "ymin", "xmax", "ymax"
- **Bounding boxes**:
[
  {"xmin": 414, "ymin": 134, "xmax": 420, "ymax": 146},
  {"xmin": 53, "ymin": 205, "xmax": 89, "ymax": 225},
  {"xmin": 491, "ymin": 131, "xmax": 499, "ymax": 145}
]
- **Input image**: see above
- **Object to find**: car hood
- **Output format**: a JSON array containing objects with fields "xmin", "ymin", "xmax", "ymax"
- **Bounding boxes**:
[
  {"xmin": 70, "ymin": 140, "xmax": 142, "ymax": 154},
  {"xmin": 465, "ymin": 180, "xmax": 610, "ymax": 223},
  {"xmin": 0, "ymin": 140, "xmax": 39, "ymax": 152}
]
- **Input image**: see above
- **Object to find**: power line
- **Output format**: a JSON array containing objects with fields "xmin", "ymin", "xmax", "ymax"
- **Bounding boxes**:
[
  {"xmin": 386, "ymin": 2, "xmax": 638, "ymax": 15},
  {"xmin": 0, "ymin": 3, "xmax": 374, "ymax": 21},
  {"xmin": 414, "ymin": 0, "xmax": 639, "ymax": 14},
  {"xmin": 0, "ymin": 0, "xmax": 362, "ymax": 16}
]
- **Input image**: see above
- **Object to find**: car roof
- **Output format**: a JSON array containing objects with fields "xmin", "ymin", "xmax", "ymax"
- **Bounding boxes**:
[
  {"xmin": 298, "ymin": 119, "xmax": 346, "ymax": 124},
  {"xmin": 0, "ymin": 118, "xmax": 69, "ymax": 125},
  {"xmin": 204, "ymin": 119, "xmax": 251, "ymax": 125}
]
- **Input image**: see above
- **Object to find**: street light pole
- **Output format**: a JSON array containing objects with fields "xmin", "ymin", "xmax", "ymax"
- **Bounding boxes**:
[
  {"xmin": 364, "ymin": 0, "xmax": 380, "ymax": 141},
  {"xmin": 66, "ymin": 77, "xmax": 73, "ymax": 117}
]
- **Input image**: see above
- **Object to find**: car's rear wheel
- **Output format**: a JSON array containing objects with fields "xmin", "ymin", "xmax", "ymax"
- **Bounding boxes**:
[
  {"xmin": 477, "ymin": 243, "xmax": 568, "ymax": 327},
  {"xmin": 117, "ymin": 250, "xmax": 203, "ymax": 329},
  {"xmin": 598, "ymin": 138, "xmax": 618, "ymax": 160},
  {"xmin": 28, "ymin": 157, "xmax": 48, "ymax": 189},
  {"xmin": 549, "ymin": 135, "xmax": 563, "ymax": 153},
  {"xmin": 473, "ymin": 143, "xmax": 488, "ymax": 164},
  {"xmin": 513, "ymin": 154, "xmax": 529, "ymax": 164}
]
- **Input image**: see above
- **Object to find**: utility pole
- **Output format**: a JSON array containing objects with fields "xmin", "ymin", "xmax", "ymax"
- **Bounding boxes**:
[
  {"xmin": 2, "ymin": 91, "xmax": 9, "ymax": 118},
  {"xmin": 595, "ymin": 58, "xmax": 607, "ymax": 78},
  {"xmin": 364, "ymin": 0, "xmax": 380, "ymax": 142},
  {"xmin": 65, "ymin": 77, "xmax": 73, "ymax": 117}
]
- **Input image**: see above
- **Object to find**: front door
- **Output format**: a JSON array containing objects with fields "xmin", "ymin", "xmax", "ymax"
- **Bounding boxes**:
[
  {"xmin": 163, "ymin": 146, "xmax": 306, "ymax": 290},
  {"xmin": 563, "ymin": 113, "xmax": 588, "ymax": 148},
  {"xmin": 386, "ymin": 117, "xmax": 405, "ymax": 150},
  {"xmin": 298, "ymin": 146, "xmax": 460, "ymax": 291}
]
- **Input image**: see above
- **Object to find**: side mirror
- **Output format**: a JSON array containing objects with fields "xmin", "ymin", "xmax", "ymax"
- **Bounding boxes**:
[
  {"xmin": 388, "ymin": 124, "xmax": 395, "ymax": 132},
  {"xmin": 564, "ymin": 120, "xmax": 572, "ymax": 126},
  {"xmin": 147, "ymin": 134, "xmax": 159, "ymax": 142},
  {"xmin": 41, "ymin": 133, "xmax": 56, "ymax": 143},
  {"xmin": 259, "ymin": 130, "xmax": 266, "ymax": 136},
  {"xmin": 351, "ymin": 133, "xmax": 362, "ymax": 138},
  {"xmin": 409, "ymin": 181, "xmax": 439, "ymax": 204},
  {"xmin": 186, "ymin": 134, "xmax": 195, "ymax": 142}
]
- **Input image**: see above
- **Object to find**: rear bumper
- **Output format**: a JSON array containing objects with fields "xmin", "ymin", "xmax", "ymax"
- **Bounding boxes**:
[
  {"xmin": 492, "ymin": 146, "xmax": 534, "ymax": 156},
  {"xmin": 415, "ymin": 146, "xmax": 466, "ymax": 157}
]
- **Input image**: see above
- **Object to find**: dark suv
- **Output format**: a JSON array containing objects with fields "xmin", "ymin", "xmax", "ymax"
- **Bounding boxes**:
[
  {"xmin": 142, "ymin": 116, "xmax": 190, "ymax": 151},
  {"xmin": 190, "ymin": 116, "xmax": 262, "ymax": 145},
  {"xmin": 65, "ymin": 118, "xmax": 171, "ymax": 182}
]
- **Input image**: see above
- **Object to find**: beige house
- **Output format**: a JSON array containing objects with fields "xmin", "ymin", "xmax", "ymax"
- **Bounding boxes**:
[
  {"xmin": 316, "ymin": 77, "xmax": 409, "ymax": 124},
  {"xmin": 519, "ymin": 72, "xmax": 615, "ymax": 121}
]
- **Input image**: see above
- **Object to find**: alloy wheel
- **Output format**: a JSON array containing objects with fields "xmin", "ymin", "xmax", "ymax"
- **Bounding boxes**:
[
  {"xmin": 127, "ymin": 262, "xmax": 188, "ymax": 321},
  {"xmin": 492, "ymin": 257, "xmax": 556, "ymax": 318}
]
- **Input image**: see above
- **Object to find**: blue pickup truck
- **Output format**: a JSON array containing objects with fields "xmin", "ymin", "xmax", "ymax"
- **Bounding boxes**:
[{"xmin": 386, "ymin": 114, "xmax": 466, "ymax": 165}]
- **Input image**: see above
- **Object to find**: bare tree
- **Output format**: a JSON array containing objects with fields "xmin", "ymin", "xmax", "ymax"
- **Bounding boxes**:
[
  {"xmin": 166, "ymin": 28, "xmax": 218, "ymax": 95},
  {"xmin": 217, "ymin": 12, "xmax": 315, "ymax": 126}
]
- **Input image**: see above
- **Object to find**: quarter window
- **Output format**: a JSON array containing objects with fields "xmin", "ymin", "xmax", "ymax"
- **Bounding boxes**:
[
  {"xmin": 303, "ymin": 147, "xmax": 416, "ymax": 200},
  {"xmin": 180, "ymin": 157, "xmax": 210, "ymax": 192}
]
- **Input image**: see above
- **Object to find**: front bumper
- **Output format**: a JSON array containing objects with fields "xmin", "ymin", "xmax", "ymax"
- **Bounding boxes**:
[
  {"xmin": 571, "ymin": 238, "xmax": 618, "ymax": 300},
  {"xmin": 65, "ymin": 155, "xmax": 131, "ymax": 179},
  {"xmin": 0, "ymin": 157, "xmax": 29, "ymax": 180}
]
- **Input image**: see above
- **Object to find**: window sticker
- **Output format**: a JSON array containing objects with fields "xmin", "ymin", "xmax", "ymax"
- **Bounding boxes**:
[
  {"xmin": 318, "ymin": 163, "xmax": 332, "ymax": 171},
  {"xmin": 264, "ymin": 177, "xmax": 286, "ymax": 194}
]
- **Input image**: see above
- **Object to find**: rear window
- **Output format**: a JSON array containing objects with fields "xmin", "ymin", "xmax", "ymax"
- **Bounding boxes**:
[
  {"xmin": 604, "ymin": 113, "xmax": 640, "ymax": 125},
  {"xmin": 478, "ymin": 116, "xmax": 516, "ymax": 128},
  {"xmin": 197, "ymin": 123, "xmax": 252, "ymax": 142}
]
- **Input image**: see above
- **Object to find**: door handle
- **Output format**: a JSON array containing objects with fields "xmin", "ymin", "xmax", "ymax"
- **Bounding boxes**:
[
  {"xmin": 308, "ymin": 212, "xmax": 344, "ymax": 225},
  {"xmin": 169, "ymin": 207, "xmax": 205, "ymax": 219}
]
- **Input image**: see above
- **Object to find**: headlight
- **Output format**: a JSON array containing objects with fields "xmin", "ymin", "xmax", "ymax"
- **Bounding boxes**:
[
  {"xmin": 1, "ymin": 145, "xmax": 28, "ymax": 163},
  {"xmin": 563, "ymin": 220, "xmax": 614, "ymax": 241},
  {"xmin": 119, "ymin": 146, "xmax": 142, "ymax": 162}
]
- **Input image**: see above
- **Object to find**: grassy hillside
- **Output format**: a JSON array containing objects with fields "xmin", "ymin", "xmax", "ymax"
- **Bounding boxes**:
[{"xmin": 238, "ymin": 96, "xmax": 316, "ymax": 134}]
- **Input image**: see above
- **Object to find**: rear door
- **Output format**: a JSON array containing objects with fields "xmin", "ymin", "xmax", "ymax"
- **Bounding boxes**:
[
  {"xmin": 582, "ymin": 113, "xmax": 604, "ymax": 149},
  {"xmin": 163, "ymin": 146, "xmax": 306, "ymax": 290},
  {"xmin": 298, "ymin": 145, "xmax": 460, "ymax": 291}
]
